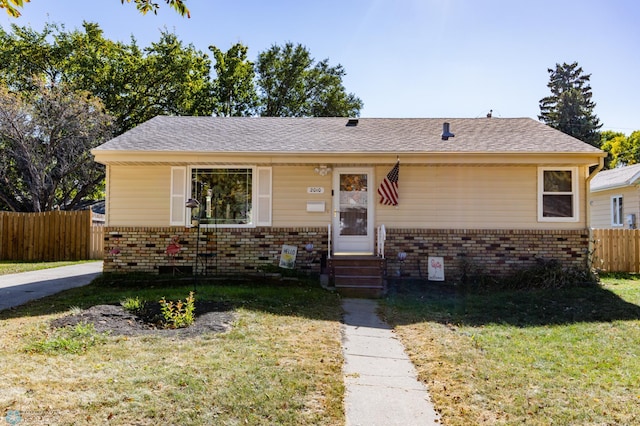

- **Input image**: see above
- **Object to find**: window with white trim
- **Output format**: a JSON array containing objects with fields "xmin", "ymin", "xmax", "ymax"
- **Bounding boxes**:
[
  {"xmin": 182, "ymin": 166, "xmax": 271, "ymax": 227},
  {"xmin": 538, "ymin": 167, "xmax": 579, "ymax": 222},
  {"xmin": 611, "ymin": 195, "xmax": 623, "ymax": 227}
]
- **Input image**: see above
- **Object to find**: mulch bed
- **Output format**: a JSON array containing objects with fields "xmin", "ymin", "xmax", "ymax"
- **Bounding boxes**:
[{"xmin": 50, "ymin": 301, "xmax": 235, "ymax": 337}]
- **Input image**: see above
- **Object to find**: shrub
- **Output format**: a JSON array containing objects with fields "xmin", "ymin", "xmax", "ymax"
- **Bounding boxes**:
[
  {"xmin": 158, "ymin": 292, "xmax": 196, "ymax": 329},
  {"xmin": 504, "ymin": 258, "xmax": 599, "ymax": 290},
  {"xmin": 461, "ymin": 258, "xmax": 599, "ymax": 292},
  {"xmin": 120, "ymin": 296, "xmax": 145, "ymax": 314}
]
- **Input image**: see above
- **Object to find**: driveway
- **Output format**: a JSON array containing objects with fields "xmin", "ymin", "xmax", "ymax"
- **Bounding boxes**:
[{"xmin": 0, "ymin": 262, "xmax": 103, "ymax": 311}]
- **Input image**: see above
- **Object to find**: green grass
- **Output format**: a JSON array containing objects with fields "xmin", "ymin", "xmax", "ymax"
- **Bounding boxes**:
[
  {"xmin": 26, "ymin": 322, "xmax": 109, "ymax": 354},
  {"xmin": 0, "ymin": 275, "xmax": 345, "ymax": 425},
  {"xmin": 0, "ymin": 260, "xmax": 95, "ymax": 276},
  {"xmin": 381, "ymin": 277, "xmax": 640, "ymax": 425},
  {"xmin": 3, "ymin": 270, "xmax": 640, "ymax": 424}
]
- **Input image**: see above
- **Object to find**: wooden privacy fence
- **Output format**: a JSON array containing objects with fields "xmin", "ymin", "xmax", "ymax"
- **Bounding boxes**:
[
  {"xmin": 591, "ymin": 228, "xmax": 640, "ymax": 273},
  {"xmin": 0, "ymin": 210, "xmax": 104, "ymax": 261}
]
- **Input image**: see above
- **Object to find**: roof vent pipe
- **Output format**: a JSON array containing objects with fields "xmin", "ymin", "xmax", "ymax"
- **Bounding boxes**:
[{"xmin": 441, "ymin": 122, "xmax": 455, "ymax": 140}]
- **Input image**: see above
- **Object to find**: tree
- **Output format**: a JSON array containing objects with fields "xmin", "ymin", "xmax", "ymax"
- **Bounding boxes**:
[
  {"xmin": 108, "ymin": 30, "xmax": 213, "ymax": 132},
  {"xmin": 0, "ymin": 82, "xmax": 113, "ymax": 212},
  {"xmin": 255, "ymin": 42, "xmax": 362, "ymax": 117},
  {"xmin": 209, "ymin": 43, "xmax": 258, "ymax": 117},
  {"xmin": 600, "ymin": 130, "xmax": 628, "ymax": 169},
  {"xmin": 1, "ymin": 0, "xmax": 190, "ymax": 18},
  {"xmin": 0, "ymin": 22, "xmax": 213, "ymax": 134},
  {"xmin": 601, "ymin": 130, "xmax": 640, "ymax": 169},
  {"xmin": 538, "ymin": 62, "xmax": 602, "ymax": 147}
]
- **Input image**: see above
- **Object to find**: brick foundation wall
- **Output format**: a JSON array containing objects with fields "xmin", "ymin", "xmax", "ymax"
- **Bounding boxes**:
[
  {"xmin": 103, "ymin": 227, "xmax": 590, "ymax": 281},
  {"xmin": 382, "ymin": 229, "xmax": 590, "ymax": 281},
  {"xmin": 103, "ymin": 226, "xmax": 328, "ymax": 275}
]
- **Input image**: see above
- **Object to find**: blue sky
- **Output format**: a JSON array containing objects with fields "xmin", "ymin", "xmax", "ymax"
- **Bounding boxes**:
[{"xmin": 2, "ymin": 0, "xmax": 638, "ymax": 133}]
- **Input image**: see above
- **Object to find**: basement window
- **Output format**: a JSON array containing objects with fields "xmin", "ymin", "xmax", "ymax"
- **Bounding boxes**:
[{"xmin": 538, "ymin": 167, "xmax": 579, "ymax": 222}]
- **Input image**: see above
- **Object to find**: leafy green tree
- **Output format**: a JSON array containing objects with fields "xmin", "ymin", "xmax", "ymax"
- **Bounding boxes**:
[
  {"xmin": 1, "ymin": 0, "xmax": 189, "ymax": 18},
  {"xmin": 0, "ymin": 22, "xmax": 213, "ymax": 134},
  {"xmin": 0, "ymin": 82, "xmax": 113, "ymax": 212},
  {"xmin": 0, "ymin": 0, "xmax": 27, "ymax": 17},
  {"xmin": 121, "ymin": 0, "xmax": 189, "ymax": 17},
  {"xmin": 600, "ymin": 131, "xmax": 628, "ymax": 169},
  {"xmin": 601, "ymin": 130, "xmax": 640, "ymax": 169},
  {"xmin": 538, "ymin": 62, "xmax": 602, "ymax": 147},
  {"xmin": 0, "ymin": 22, "xmax": 68, "ymax": 91},
  {"xmin": 110, "ymin": 30, "xmax": 213, "ymax": 132},
  {"xmin": 628, "ymin": 131, "xmax": 640, "ymax": 169},
  {"xmin": 255, "ymin": 42, "xmax": 362, "ymax": 117},
  {"xmin": 209, "ymin": 43, "xmax": 258, "ymax": 117}
]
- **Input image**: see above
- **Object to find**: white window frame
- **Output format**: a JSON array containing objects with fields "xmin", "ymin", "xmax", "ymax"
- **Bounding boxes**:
[
  {"xmin": 611, "ymin": 195, "xmax": 623, "ymax": 227},
  {"xmin": 186, "ymin": 165, "xmax": 272, "ymax": 228},
  {"xmin": 537, "ymin": 167, "xmax": 579, "ymax": 222}
]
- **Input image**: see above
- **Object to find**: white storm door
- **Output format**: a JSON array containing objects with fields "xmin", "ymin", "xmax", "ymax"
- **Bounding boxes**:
[{"xmin": 332, "ymin": 168, "xmax": 374, "ymax": 254}]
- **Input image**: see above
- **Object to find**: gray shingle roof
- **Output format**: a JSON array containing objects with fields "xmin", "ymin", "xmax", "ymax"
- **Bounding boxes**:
[
  {"xmin": 93, "ymin": 116, "xmax": 604, "ymax": 154},
  {"xmin": 590, "ymin": 164, "xmax": 640, "ymax": 192}
]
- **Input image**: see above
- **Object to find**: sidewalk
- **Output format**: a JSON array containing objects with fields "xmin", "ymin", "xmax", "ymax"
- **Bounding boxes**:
[
  {"xmin": 342, "ymin": 298, "xmax": 440, "ymax": 426},
  {"xmin": 0, "ymin": 262, "xmax": 103, "ymax": 311}
]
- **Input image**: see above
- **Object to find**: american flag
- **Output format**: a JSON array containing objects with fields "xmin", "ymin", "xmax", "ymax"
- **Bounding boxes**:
[{"xmin": 378, "ymin": 161, "xmax": 399, "ymax": 206}]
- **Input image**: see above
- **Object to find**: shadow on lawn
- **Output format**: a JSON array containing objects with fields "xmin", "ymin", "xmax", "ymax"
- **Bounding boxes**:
[
  {"xmin": 385, "ymin": 279, "xmax": 640, "ymax": 327},
  {"xmin": 0, "ymin": 274, "xmax": 343, "ymax": 323}
]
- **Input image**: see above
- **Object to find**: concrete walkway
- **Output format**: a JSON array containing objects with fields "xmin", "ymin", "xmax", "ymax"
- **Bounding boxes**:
[
  {"xmin": 342, "ymin": 298, "xmax": 440, "ymax": 426},
  {"xmin": 0, "ymin": 262, "xmax": 102, "ymax": 311}
]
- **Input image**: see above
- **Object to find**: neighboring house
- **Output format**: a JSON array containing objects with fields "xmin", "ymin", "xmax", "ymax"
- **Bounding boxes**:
[
  {"xmin": 91, "ymin": 116, "xmax": 605, "ymax": 284},
  {"xmin": 589, "ymin": 163, "xmax": 640, "ymax": 229}
]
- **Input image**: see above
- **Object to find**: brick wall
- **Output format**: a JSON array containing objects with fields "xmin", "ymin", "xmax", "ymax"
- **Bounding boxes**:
[
  {"xmin": 382, "ymin": 229, "xmax": 590, "ymax": 281},
  {"xmin": 103, "ymin": 227, "xmax": 590, "ymax": 281},
  {"xmin": 103, "ymin": 226, "xmax": 328, "ymax": 275}
]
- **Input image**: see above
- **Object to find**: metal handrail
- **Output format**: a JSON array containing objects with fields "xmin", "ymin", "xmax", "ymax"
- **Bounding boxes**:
[
  {"xmin": 377, "ymin": 224, "xmax": 386, "ymax": 259},
  {"xmin": 327, "ymin": 223, "xmax": 332, "ymax": 259}
]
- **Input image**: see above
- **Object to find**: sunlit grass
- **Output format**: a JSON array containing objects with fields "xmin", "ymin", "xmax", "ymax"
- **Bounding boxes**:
[
  {"xmin": 381, "ymin": 278, "xmax": 640, "ymax": 425},
  {"xmin": 0, "ymin": 277, "xmax": 344, "ymax": 425}
]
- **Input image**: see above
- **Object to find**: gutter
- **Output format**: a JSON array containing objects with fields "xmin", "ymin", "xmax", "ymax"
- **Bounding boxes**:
[{"xmin": 587, "ymin": 156, "xmax": 605, "ymax": 182}]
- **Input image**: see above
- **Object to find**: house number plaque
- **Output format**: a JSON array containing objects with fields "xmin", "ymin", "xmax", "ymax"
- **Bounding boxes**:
[{"xmin": 307, "ymin": 187, "xmax": 324, "ymax": 194}]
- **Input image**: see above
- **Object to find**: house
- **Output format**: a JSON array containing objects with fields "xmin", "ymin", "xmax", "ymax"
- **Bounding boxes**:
[
  {"xmin": 589, "ymin": 163, "xmax": 640, "ymax": 229},
  {"xmin": 91, "ymin": 116, "xmax": 605, "ymax": 289}
]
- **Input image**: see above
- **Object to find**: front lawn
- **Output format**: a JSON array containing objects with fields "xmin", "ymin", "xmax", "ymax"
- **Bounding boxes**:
[
  {"xmin": 3, "ymin": 271, "xmax": 639, "ymax": 425},
  {"xmin": 0, "ymin": 275, "xmax": 344, "ymax": 425},
  {"xmin": 381, "ymin": 276, "xmax": 640, "ymax": 425}
]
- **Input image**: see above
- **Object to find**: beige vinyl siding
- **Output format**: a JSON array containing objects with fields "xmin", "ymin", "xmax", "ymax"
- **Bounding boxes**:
[
  {"xmin": 271, "ymin": 164, "xmax": 590, "ymax": 230},
  {"xmin": 272, "ymin": 166, "xmax": 332, "ymax": 227},
  {"xmin": 590, "ymin": 186, "xmax": 640, "ymax": 228},
  {"xmin": 376, "ymin": 165, "xmax": 589, "ymax": 230},
  {"xmin": 104, "ymin": 162, "xmax": 591, "ymax": 229},
  {"xmin": 107, "ymin": 165, "xmax": 171, "ymax": 226}
]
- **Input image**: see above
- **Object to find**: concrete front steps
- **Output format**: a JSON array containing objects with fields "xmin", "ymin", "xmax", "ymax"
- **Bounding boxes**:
[{"xmin": 328, "ymin": 255, "xmax": 387, "ymax": 298}]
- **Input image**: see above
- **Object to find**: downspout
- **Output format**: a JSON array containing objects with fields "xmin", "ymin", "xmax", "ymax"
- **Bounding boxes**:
[
  {"xmin": 586, "ymin": 156, "xmax": 605, "ymax": 227},
  {"xmin": 586, "ymin": 156, "xmax": 605, "ymax": 270}
]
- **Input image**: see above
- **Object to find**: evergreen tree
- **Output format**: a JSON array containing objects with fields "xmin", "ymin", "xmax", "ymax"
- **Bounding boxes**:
[{"xmin": 538, "ymin": 62, "xmax": 602, "ymax": 147}]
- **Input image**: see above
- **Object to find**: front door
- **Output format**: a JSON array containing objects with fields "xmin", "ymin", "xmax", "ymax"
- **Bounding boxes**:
[{"xmin": 332, "ymin": 168, "xmax": 374, "ymax": 254}]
